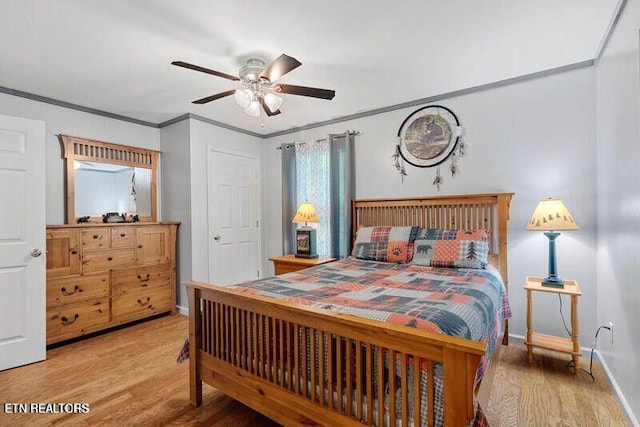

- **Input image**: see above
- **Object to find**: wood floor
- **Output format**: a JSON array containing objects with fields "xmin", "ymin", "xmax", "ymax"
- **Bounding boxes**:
[{"xmin": 0, "ymin": 314, "xmax": 629, "ymax": 426}]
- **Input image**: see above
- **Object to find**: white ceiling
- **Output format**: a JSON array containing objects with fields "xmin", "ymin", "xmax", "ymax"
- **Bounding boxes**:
[{"xmin": 0, "ymin": 0, "xmax": 618, "ymax": 135}]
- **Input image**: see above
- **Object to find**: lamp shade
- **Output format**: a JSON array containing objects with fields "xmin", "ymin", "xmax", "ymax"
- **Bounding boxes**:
[
  {"xmin": 263, "ymin": 92, "xmax": 283, "ymax": 113},
  {"xmin": 292, "ymin": 202, "xmax": 319, "ymax": 224},
  {"xmin": 234, "ymin": 89, "xmax": 252, "ymax": 109},
  {"xmin": 526, "ymin": 199, "xmax": 579, "ymax": 231},
  {"xmin": 244, "ymin": 100, "xmax": 260, "ymax": 117}
]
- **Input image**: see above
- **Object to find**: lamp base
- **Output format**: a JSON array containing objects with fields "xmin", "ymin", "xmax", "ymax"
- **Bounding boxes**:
[
  {"xmin": 295, "ymin": 227, "xmax": 318, "ymax": 259},
  {"xmin": 542, "ymin": 231, "xmax": 564, "ymax": 288},
  {"xmin": 542, "ymin": 276, "xmax": 565, "ymax": 289}
]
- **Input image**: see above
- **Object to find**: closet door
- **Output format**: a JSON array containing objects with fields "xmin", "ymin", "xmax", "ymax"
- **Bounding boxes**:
[
  {"xmin": 0, "ymin": 114, "xmax": 46, "ymax": 371},
  {"xmin": 207, "ymin": 149, "xmax": 261, "ymax": 285}
]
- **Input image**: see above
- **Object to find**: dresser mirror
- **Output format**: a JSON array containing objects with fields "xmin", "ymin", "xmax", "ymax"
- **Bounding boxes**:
[{"xmin": 59, "ymin": 135, "xmax": 159, "ymax": 223}]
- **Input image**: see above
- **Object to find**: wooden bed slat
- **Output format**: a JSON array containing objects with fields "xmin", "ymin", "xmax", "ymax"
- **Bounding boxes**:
[
  {"xmin": 346, "ymin": 338, "xmax": 353, "ymax": 417},
  {"xmin": 337, "ymin": 336, "xmax": 343, "ymax": 413},
  {"xmin": 428, "ymin": 360, "xmax": 435, "ymax": 427},
  {"xmin": 401, "ymin": 352, "xmax": 408, "ymax": 426},
  {"xmin": 389, "ymin": 350, "xmax": 396, "ymax": 426},
  {"xmin": 413, "ymin": 356, "xmax": 421, "ymax": 427},
  {"xmin": 377, "ymin": 346, "xmax": 384, "ymax": 427},
  {"xmin": 310, "ymin": 329, "xmax": 317, "ymax": 402},
  {"xmin": 356, "ymin": 340, "xmax": 362, "ymax": 421},
  {"xmin": 366, "ymin": 344, "xmax": 373, "ymax": 425}
]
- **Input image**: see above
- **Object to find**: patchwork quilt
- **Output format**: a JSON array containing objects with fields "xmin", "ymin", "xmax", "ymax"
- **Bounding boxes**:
[{"xmin": 228, "ymin": 257, "xmax": 509, "ymax": 348}]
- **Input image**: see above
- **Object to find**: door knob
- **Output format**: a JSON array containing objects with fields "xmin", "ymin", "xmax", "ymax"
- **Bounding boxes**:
[
  {"xmin": 213, "ymin": 235, "xmax": 221, "ymax": 241},
  {"xmin": 31, "ymin": 249, "xmax": 42, "ymax": 257}
]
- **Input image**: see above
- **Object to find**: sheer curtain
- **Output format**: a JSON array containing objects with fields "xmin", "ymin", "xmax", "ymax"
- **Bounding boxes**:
[
  {"xmin": 281, "ymin": 131, "xmax": 355, "ymax": 258},
  {"xmin": 296, "ymin": 138, "xmax": 331, "ymax": 255}
]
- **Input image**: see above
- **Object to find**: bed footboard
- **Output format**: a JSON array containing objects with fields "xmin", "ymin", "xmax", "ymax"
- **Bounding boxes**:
[{"xmin": 186, "ymin": 280, "xmax": 487, "ymax": 426}]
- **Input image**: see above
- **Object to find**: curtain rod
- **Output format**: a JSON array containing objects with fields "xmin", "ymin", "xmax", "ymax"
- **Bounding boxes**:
[{"xmin": 276, "ymin": 131, "xmax": 361, "ymax": 150}]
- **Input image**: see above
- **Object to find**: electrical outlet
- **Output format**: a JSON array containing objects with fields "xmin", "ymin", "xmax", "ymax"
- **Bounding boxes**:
[{"xmin": 609, "ymin": 322, "xmax": 614, "ymax": 344}]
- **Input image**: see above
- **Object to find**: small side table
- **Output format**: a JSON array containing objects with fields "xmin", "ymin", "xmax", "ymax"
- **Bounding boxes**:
[
  {"xmin": 269, "ymin": 254, "xmax": 337, "ymax": 275},
  {"xmin": 524, "ymin": 276, "xmax": 582, "ymax": 374}
]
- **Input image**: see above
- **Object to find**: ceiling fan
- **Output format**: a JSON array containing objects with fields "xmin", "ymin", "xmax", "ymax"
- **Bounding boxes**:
[{"xmin": 171, "ymin": 54, "xmax": 335, "ymax": 117}]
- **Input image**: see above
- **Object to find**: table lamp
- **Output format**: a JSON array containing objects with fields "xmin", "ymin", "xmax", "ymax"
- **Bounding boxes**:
[
  {"xmin": 292, "ymin": 202, "xmax": 319, "ymax": 258},
  {"xmin": 526, "ymin": 198, "xmax": 579, "ymax": 288}
]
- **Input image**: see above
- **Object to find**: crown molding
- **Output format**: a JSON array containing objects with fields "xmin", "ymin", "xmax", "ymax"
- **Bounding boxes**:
[{"xmin": 0, "ymin": 58, "xmax": 602, "ymax": 139}]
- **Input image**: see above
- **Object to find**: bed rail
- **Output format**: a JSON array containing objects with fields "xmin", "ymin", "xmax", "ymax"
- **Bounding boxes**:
[{"xmin": 186, "ymin": 280, "xmax": 486, "ymax": 426}]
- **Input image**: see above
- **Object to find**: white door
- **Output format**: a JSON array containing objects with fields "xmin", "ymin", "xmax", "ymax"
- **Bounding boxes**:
[
  {"xmin": 0, "ymin": 114, "xmax": 46, "ymax": 371},
  {"xmin": 208, "ymin": 149, "xmax": 261, "ymax": 285}
]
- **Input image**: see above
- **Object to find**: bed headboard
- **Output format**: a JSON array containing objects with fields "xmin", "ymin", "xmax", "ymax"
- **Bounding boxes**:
[{"xmin": 351, "ymin": 193, "xmax": 514, "ymax": 284}]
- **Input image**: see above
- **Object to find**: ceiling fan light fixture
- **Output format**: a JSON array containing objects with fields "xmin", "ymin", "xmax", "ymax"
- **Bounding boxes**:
[
  {"xmin": 172, "ymin": 54, "xmax": 335, "ymax": 118},
  {"xmin": 234, "ymin": 88, "xmax": 252, "ymax": 109},
  {"xmin": 263, "ymin": 92, "xmax": 283, "ymax": 113},
  {"xmin": 244, "ymin": 100, "xmax": 260, "ymax": 117}
]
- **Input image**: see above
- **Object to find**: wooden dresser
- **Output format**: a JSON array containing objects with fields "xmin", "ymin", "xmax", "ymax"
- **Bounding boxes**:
[{"xmin": 45, "ymin": 222, "xmax": 179, "ymax": 344}]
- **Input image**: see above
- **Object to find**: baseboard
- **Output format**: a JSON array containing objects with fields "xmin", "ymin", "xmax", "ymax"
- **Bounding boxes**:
[
  {"xmin": 509, "ymin": 334, "xmax": 638, "ymax": 426},
  {"xmin": 176, "ymin": 305, "xmax": 188, "ymax": 316},
  {"xmin": 595, "ymin": 350, "xmax": 639, "ymax": 427}
]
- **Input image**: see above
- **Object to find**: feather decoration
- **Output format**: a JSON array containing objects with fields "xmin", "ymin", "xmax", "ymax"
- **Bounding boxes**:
[
  {"xmin": 458, "ymin": 138, "xmax": 466, "ymax": 157},
  {"xmin": 450, "ymin": 152, "xmax": 459, "ymax": 177},
  {"xmin": 392, "ymin": 143, "xmax": 407, "ymax": 181},
  {"xmin": 433, "ymin": 167, "xmax": 442, "ymax": 191}
]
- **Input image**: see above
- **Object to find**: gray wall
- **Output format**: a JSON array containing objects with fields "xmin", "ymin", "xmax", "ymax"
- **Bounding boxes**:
[
  {"xmin": 159, "ymin": 119, "xmax": 192, "ymax": 310},
  {"xmin": 596, "ymin": 0, "xmax": 640, "ymax": 422},
  {"xmin": 0, "ymin": 92, "xmax": 159, "ymax": 225},
  {"xmin": 264, "ymin": 66, "xmax": 598, "ymax": 343}
]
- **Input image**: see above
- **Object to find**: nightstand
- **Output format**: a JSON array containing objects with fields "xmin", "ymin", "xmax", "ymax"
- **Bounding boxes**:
[
  {"xmin": 269, "ymin": 254, "xmax": 337, "ymax": 275},
  {"xmin": 524, "ymin": 276, "xmax": 582, "ymax": 373}
]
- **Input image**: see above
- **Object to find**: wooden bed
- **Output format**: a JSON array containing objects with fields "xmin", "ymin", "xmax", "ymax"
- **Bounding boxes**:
[{"xmin": 185, "ymin": 193, "xmax": 513, "ymax": 426}]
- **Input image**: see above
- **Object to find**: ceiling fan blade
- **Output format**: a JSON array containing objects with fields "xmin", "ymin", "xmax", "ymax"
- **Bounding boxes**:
[
  {"xmin": 192, "ymin": 89, "xmax": 236, "ymax": 104},
  {"xmin": 172, "ymin": 61, "xmax": 239, "ymax": 81},
  {"xmin": 275, "ymin": 84, "xmax": 335, "ymax": 100},
  {"xmin": 259, "ymin": 97, "xmax": 281, "ymax": 116},
  {"xmin": 259, "ymin": 54, "xmax": 302, "ymax": 82}
]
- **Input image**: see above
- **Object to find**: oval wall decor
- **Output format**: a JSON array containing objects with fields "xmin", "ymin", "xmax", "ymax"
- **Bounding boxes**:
[{"xmin": 393, "ymin": 105, "xmax": 465, "ymax": 190}]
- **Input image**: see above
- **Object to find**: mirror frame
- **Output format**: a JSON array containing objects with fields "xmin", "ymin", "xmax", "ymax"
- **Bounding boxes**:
[{"xmin": 59, "ymin": 134, "xmax": 160, "ymax": 224}]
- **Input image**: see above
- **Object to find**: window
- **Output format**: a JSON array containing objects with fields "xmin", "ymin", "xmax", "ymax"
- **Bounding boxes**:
[{"xmin": 281, "ymin": 131, "xmax": 355, "ymax": 258}]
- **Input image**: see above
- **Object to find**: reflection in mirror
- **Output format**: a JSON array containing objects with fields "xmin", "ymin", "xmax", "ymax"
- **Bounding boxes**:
[{"xmin": 74, "ymin": 161, "xmax": 151, "ymax": 217}]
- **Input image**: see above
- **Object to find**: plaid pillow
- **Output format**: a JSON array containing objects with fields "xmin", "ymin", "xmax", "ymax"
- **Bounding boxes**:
[
  {"xmin": 412, "ymin": 228, "xmax": 490, "ymax": 269},
  {"xmin": 351, "ymin": 226, "xmax": 419, "ymax": 263}
]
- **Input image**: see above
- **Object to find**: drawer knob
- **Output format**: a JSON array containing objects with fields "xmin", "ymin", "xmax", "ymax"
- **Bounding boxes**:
[
  {"xmin": 138, "ymin": 245, "xmax": 143, "ymax": 249},
  {"xmin": 137, "ymin": 273, "xmax": 151, "ymax": 282},
  {"xmin": 107, "ymin": 256, "xmax": 113, "ymax": 261},
  {"xmin": 120, "ymin": 233, "xmax": 126, "ymax": 237},
  {"xmin": 61, "ymin": 285, "xmax": 80, "ymax": 295},
  {"xmin": 93, "ymin": 234, "xmax": 99, "ymax": 239},
  {"xmin": 137, "ymin": 297, "xmax": 151, "ymax": 306},
  {"xmin": 61, "ymin": 313, "xmax": 79, "ymax": 325},
  {"xmin": 70, "ymin": 249, "xmax": 78, "ymax": 255}
]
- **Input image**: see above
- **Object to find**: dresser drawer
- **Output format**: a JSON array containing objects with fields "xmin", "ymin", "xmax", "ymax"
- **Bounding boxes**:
[
  {"xmin": 111, "ymin": 227, "xmax": 135, "ymax": 248},
  {"xmin": 274, "ymin": 264, "xmax": 306, "ymax": 275},
  {"xmin": 46, "ymin": 273, "xmax": 109, "ymax": 307},
  {"xmin": 46, "ymin": 297, "xmax": 110, "ymax": 341},
  {"xmin": 112, "ymin": 264, "xmax": 173, "ymax": 296},
  {"xmin": 81, "ymin": 228, "xmax": 111, "ymax": 249},
  {"xmin": 46, "ymin": 229, "xmax": 81, "ymax": 278},
  {"xmin": 112, "ymin": 286, "xmax": 172, "ymax": 323},
  {"xmin": 82, "ymin": 248, "xmax": 136, "ymax": 273}
]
